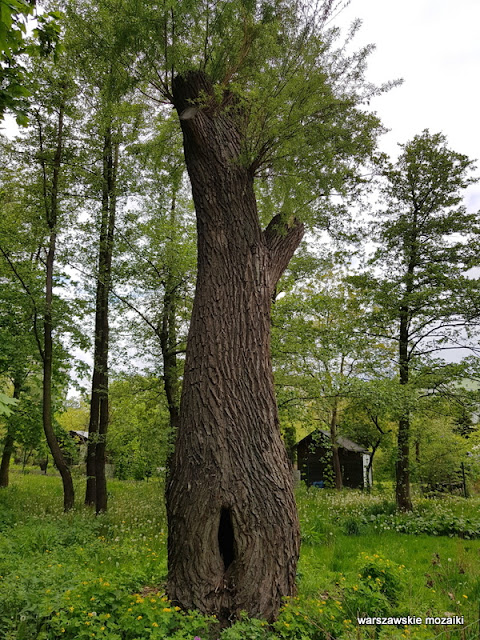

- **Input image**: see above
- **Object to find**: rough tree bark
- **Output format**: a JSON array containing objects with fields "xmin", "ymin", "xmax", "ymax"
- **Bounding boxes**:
[
  {"xmin": 166, "ymin": 72, "xmax": 303, "ymax": 623},
  {"xmin": 85, "ymin": 128, "xmax": 117, "ymax": 513},
  {"xmin": 38, "ymin": 103, "xmax": 75, "ymax": 512}
]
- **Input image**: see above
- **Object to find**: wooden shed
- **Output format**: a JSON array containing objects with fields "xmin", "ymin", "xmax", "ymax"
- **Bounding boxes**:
[{"xmin": 296, "ymin": 430, "xmax": 372, "ymax": 489}]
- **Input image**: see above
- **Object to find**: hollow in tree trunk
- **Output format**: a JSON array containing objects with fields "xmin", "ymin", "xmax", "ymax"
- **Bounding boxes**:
[{"xmin": 166, "ymin": 72, "xmax": 302, "ymax": 623}]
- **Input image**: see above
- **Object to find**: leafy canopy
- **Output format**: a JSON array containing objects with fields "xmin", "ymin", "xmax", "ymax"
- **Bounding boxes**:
[
  {"xmin": 105, "ymin": 0, "xmax": 395, "ymax": 225},
  {"xmin": 1, "ymin": 0, "xmax": 63, "ymax": 123}
]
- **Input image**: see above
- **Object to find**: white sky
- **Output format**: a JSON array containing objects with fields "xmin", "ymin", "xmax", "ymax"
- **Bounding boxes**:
[{"xmin": 337, "ymin": 0, "xmax": 480, "ymax": 211}]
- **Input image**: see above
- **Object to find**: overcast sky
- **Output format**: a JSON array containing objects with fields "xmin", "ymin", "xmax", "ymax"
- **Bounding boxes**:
[{"xmin": 336, "ymin": 0, "xmax": 480, "ymax": 211}]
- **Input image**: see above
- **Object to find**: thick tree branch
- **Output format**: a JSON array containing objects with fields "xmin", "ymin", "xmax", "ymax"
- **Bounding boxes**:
[{"xmin": 264, "ymin": 214, "xmax": 304, "ymax": 289}]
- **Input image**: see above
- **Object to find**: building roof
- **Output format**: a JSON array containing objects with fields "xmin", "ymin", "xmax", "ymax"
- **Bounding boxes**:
[
  {"xmin": 69, "ymin": 430, "xmax": 89, "ymax": 440},
  {"xmin": 296, "ymin": 429, "xmax": 369, "ymax": 453}
]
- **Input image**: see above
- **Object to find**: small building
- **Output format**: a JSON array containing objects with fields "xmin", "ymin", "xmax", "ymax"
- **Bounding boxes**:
[
  {"xmin": 296, "ymin": 430, "xmax": 372, "ymax": 489},
  {"xmin": 69, "ymin": 430, "xmax": 89, "ymax": 444},
  {"xmin": 67, "ymin": 430, "xmax": 89, "ymax": 465},
  {"xmin": 68, "ymin": 430, "xmax": 114, "ymax": 477}
]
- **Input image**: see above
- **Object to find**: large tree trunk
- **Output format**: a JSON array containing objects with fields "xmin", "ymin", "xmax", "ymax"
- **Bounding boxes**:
[
  {"xmin": 85, "ymin": 129, "xmax": 117, "ymax": 513},
  {"xmin": 166, "ymin": 72, "xmax": 303, "ymax": 623}
]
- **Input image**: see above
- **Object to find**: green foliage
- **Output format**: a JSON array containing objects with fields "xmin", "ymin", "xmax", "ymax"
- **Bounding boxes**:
[
  {"xmin": 272, "ymin": 261, "xmax": 394, "ymax": 464},
  {"xmin": 115, "ymin": 0, "xmax": 391, "ymax": 229},
  {"xmin": 349, "ymin": 130, "xmax": 480, "ymax": 367},
  {"xmin": 0, "ymin": 390, "xmax": 17, "ymax": 416},
  {"xmin": 0, "ymin": 0, "xmax": 63, "ymax": 122},
  {"xmin": 219, "ymin": 613, "xmax": 272, "ymax": 640},
  {"xmin": 358, "ymin": 552, "xmax": 405, "ymax": 606},
  {"xmin": 107, "ymin": 376, "xmax": 171, "ymax": 480},
  {"xmin": 2, "ymin": 477, "xmax": 480, "ymax": 638}
]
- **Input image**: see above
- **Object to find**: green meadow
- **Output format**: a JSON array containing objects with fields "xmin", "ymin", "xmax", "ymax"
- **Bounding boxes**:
[{"xmin": 1, "ymin": 474, "xmax": 480, "ymax": 640}]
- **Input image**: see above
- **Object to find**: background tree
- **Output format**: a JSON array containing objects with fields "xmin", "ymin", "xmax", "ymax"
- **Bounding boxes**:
[
  {"xmin": 0, "ymin": 236, "xmax": 42, "ymax": 486},
  {"xmin": 62, "ymin": 1, "xmax": 143, "ymax": 512},
  {"xmin": 116, "ymin": 118, "xmax": 196, "ymax": 446},
  {"xmin": 350, "ymin": 130, "xmax": 480, "ymax": 511},
  {"xmin": 106, "ymin": 375, "xmax": 171, "ymax": 480},
  {"xmin": 0, "ymin": 57, "xmax": 84, "ymax": 510},
  {"xmin": 272, "ymin": 270, "xmax": 393, "ymax": 488}
]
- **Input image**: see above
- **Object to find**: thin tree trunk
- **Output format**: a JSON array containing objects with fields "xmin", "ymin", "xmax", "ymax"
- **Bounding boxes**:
[
  {"xmin": 396, "ymin": 306, "xmax": 413, "ymax": 511},
  {"xmin": 44, "ymin": 231, "xmax": 75, "ymax": 510},
  {"xmin": 0, "ymin": 376, "xmax": 22, "ymax": 488},
  {"xmin": 395, "ymin": 207, "xmax": 418, "ymax": 512},
  {"xmin": 39, "ymin": 104, "xmax": 75, "ymax": 512},
  {"xmin": 166, "ymin": 71, "xmax": 303, "ymax": 623},
  {"xmin": 330, "ymin": 399, "xmax": 343, "ymax": 490},
  {"xmin": 0, "ymin": 433, "xmax": 15, "ymax": 488},
  {"xmin": 85, "ymin": 365, "xmax": 100, "ymax": 504},
  {"xmin": 86, "ymin": 129, "xmax": 117, "ymax": 514},
  {"xmin": 366, "ymin": 439, "xmax": 380, "ymax": 490},
  {"xmin": 160, "ymin": 193, "xmax": 181, "ymax": 442}
]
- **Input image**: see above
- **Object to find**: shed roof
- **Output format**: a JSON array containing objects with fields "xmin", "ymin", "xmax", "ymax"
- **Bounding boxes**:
[
  {"xmin": 69, "ymin": 430, "xmax": 89, "ymax": 440},
  {"xmin": 296, "ymin": 430, "xmax": 369, "ymax": 453}
]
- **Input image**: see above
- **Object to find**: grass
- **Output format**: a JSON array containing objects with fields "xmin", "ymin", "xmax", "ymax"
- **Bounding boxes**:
[{"xmin": 1, "ymin": 474, "xmax": 480, "ymax": 639}]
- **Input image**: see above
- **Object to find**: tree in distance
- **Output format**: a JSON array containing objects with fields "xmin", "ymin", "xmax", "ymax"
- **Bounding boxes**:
[{"xmin": 349, "ymin": 130, "xmax": 480, "ymax": 511}]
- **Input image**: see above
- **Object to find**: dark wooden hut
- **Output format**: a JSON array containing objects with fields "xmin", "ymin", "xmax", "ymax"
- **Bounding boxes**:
[{"xmin": 296, "ymin": 430, "xmax": 372, "ymax": 488}]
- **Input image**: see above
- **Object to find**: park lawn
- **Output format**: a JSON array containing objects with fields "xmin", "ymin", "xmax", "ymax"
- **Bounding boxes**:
[{"xmin": 1, "ymin": 474, "xmax": 480, "ymax": 639}]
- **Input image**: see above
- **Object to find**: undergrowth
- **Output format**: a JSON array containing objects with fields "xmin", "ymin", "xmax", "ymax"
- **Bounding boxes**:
[{"xmin": 1, "ymin": 475, "xmax": 480, "ymax": 639}]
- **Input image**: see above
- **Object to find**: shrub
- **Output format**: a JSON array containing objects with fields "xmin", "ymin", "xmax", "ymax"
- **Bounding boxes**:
[{"xmin": 358, "ymin": 553, "xmax": 405, "ymax": 606}]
